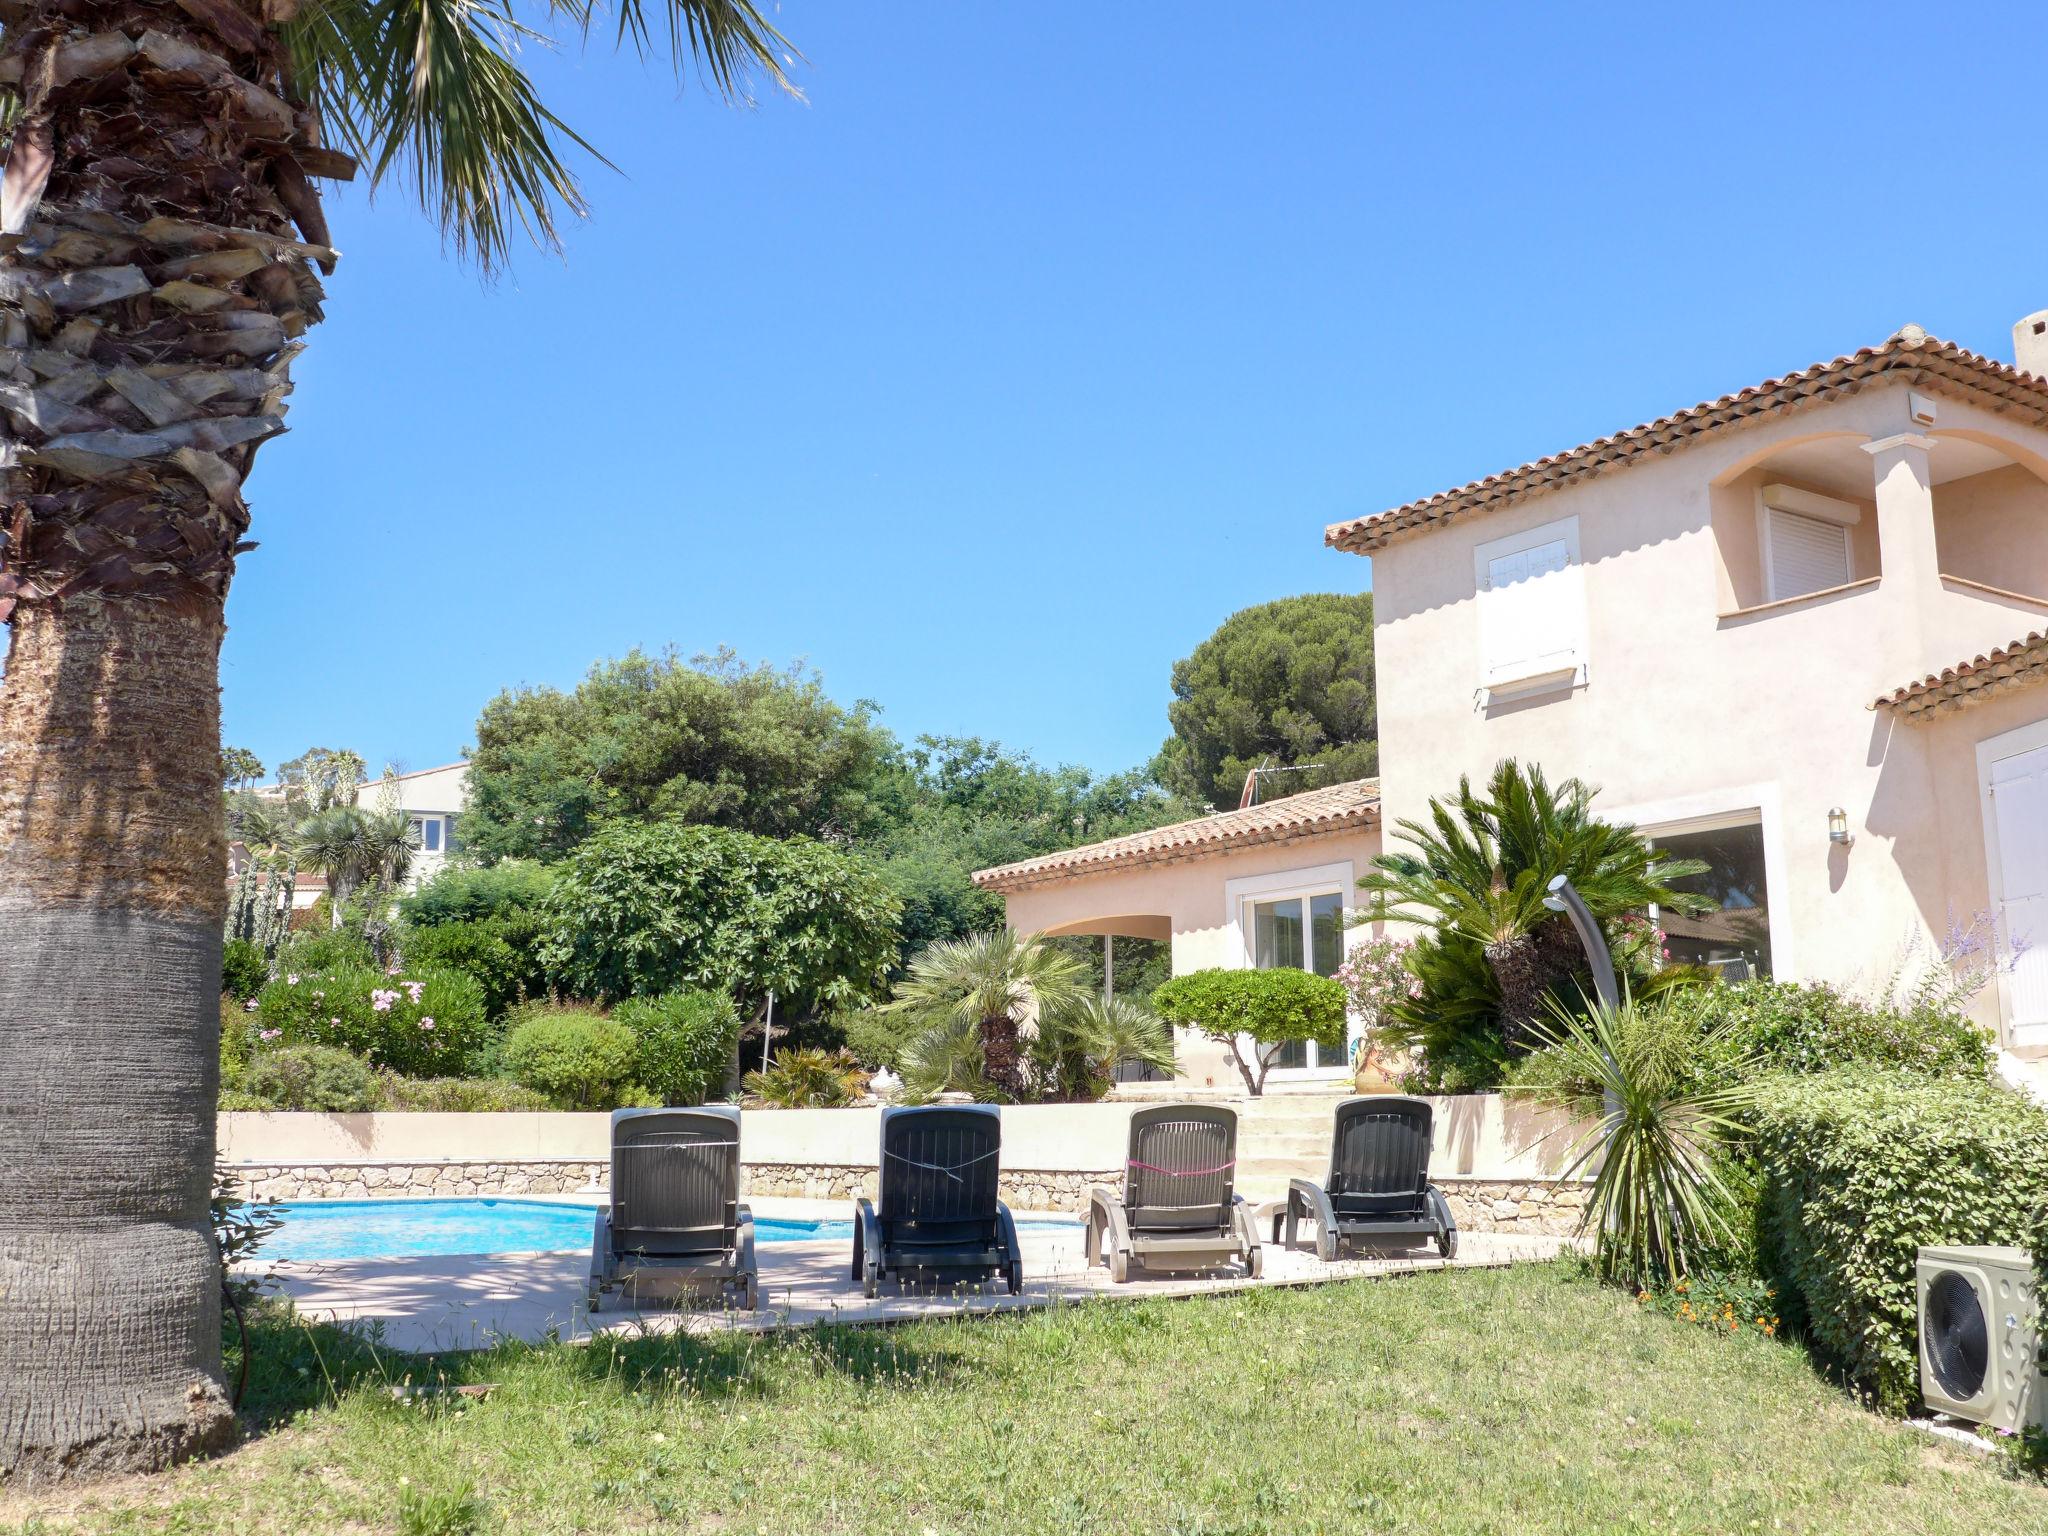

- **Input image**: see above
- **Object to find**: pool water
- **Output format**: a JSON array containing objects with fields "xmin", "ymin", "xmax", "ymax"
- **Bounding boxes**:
[{"xmin": 240, "ymin": 1198, "xmax": 1076, "ymax": 1263}]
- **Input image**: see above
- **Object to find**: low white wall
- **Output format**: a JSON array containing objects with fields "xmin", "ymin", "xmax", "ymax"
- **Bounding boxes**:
[{"xmin": 220, "ymin": 1093, "xmax": 1582, "ymax": 1182}]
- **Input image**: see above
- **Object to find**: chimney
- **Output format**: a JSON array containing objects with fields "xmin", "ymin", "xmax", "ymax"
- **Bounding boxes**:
[{"xmin": 2016, "ymin": 310, "xmax": 2048, "ymax": 381}]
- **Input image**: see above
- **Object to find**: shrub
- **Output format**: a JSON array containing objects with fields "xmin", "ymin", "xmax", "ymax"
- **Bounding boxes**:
[
  {"xmin": 615, "ymin": 990, "xmax": 742, "ymax": 1106},
  {"xmin": 1032, "ymin": 995, "xmax": 1177, "ymax": 1102},
  {"xmin": 502, "ymin": 1005, "xmax": 641, "ymax": 1109},
  {"xmin": 399, "ymin": 860, "xmax": 557, "ymax": 928},
  {"xmin": 398, "ymin": 919, "xmax": 536, "ymax": 1020},
  {"xmin": 222, "ymin": 937, "xmax": 270, "ymax": 1002},
  {"xmin": 369, "ymin": 1072, "xmax": 552, "ymax": 1112},
  {"xmin": 1151, "ymin": 968, "xmax": 1346, "ymax": 1095},
  {"xmin": 839, "ymin": 1005, "xmax": 921, "ymax": 1074},
  {"xmin": 1750, "ymin": 1068, "xmax": 2048, "ymax": 1412},
  {"xmin": 277, "ymin": 925, "xmax": 377, "ymax": 974},
  {"xmin": 1660, "ymin": 978, "xmax": 1994, "ymax": 1083},
  {"xmin": 744, "ymin": 1047, "xmax": 869, "ymax": 1108},
  {"xmin": 540, "ymin": 820, "xmax": 900, "ymax": 1009},
  {"xmin": 233, "ymin": 1044, "xmax": 378, "ymax": 1112},
  {"xmin": 254, "ymin": 965, "xmax": 490, "ymax": 1077},
  {"xmin": 219, "ymin": 993, "xmax": 257, "ymax": 1092}
]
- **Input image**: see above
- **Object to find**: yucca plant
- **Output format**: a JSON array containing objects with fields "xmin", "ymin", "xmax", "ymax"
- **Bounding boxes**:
[
  {"xmin": 1521, "ymin": 989, "xmax": 1757, "ymax": 1288},
  {"xmin": 1362, "ymin": 759, "xmax": 1710, "ymax": 1057}
]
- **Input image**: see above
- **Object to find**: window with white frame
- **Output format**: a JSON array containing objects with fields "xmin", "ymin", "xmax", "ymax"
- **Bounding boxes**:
[
  {"xmin": 410, "ymin": 814, "xmax": 444, "ymax": 854},
  {"xmin": 1474, "ymin": 515, "xmax": 1587, "ymax": 700},
  {"xmin": 1759, "ymin": 484, "xmax": 1857, "ymax": 602},
  {"xmin": 1248, "ymin": 889, "xmax": 1346, "ymax": 1070}
]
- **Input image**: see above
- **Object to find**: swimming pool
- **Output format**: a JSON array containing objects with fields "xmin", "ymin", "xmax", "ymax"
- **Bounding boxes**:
[{"xmin": 239, "ymin": 1198, "xmax": 1078, "ymax": 1263}]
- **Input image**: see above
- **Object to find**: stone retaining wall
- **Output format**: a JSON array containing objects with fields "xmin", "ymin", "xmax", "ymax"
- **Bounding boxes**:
[{"xmin": 224, "ymin": 1160, "xmax": 1589, "ymax": 1231}]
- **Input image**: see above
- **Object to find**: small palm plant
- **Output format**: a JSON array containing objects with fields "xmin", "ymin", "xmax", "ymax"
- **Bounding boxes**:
[
  {"xmin": 1521, "ymin": 989, "xmax": 1756, "ymax": 1288},
  {"xmin": 744, "ymin": 1048, "xmax": 870, "ymax": 1109},
  {"xmin": 884, "ymin": 930, "xmax": 1089, "ymax": 1099},
  {"xmin": 1036, "ymin": 995, "xmax": 1177, "ymax": 1100},
  {"xmin": 1361, "ymin": 759, "xmax": 1709, "ymax": 1054}
]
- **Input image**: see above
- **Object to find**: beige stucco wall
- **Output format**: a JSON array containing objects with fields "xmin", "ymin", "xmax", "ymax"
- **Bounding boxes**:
[
  {"xmin": 217, "ymin": 1093, "xmax": 1581, "ymax": 1183},
  {"xmin": 1365, "ymin": 382, "xmax": 2048, "ymax": 1047},
  {"xmin": 999, "ymin": 827, "xmax": 1385, "ymax": 1088}
]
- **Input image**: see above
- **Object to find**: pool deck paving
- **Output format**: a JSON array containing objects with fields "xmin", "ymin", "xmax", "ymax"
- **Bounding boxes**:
[{"xmin": 249, "ymin": 1197, "xmax": 1573, "ymax": 1353}]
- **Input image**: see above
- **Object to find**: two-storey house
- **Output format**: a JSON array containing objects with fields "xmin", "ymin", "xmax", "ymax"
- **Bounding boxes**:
[{"xmin": 974, "ymin": 319, "xmax": 2048, "ymax": 1092}]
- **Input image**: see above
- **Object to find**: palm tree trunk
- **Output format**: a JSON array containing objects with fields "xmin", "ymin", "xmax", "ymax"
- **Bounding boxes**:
[
  {"xmin": 0, "ymin": 0, "xmax": 330, "ymax": 1477},
  {"xmin": 0, "ymin": 601, "xmax": 235, "ymax": 1476},
  {"xmin": 980, "ymin": 1010, "xmax": 1022, "ymax": 1096}
]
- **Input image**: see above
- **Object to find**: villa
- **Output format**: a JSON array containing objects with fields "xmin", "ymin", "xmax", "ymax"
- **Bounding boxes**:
[{"xmin": 976, "ymin": 318, "xmax": 2048, "ymax": 1090}]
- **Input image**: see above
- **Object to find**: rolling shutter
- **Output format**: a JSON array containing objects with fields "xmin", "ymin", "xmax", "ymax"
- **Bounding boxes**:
[
  {"xmin": 1480, "ymin": 537, "xmax": 1582, "ymax": 688},
  {"xmin": 1766, "ymin": 509, "xmax": 1851, "ymax": 601}
]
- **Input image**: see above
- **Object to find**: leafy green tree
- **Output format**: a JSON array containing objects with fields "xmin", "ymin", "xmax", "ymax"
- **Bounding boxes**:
[
  {"xmin": 463, "ymin": 648, "xmax": 904, "ymax": 863},
  {"xmin": 541, "ymin": 820, "xmax": 901, "ymax": 1017},
  {"xmin": 1361, "ymin": 759, "xmax": 1709, "ymax": 1075},
  {"xmin": 1151, "ymin": 968, "xmax": 1347, "ymax": 1096},
  {"xmin": 870, "ymin": 737, "xmax": 1193, "ymax": 953},
  {"xmin": 1154, "ymin": 594, "xmax": 1379, "ymax": 810},
  {"xmin": 0, "ymin": 0, "xmax": 799, "ymax": 1474}
]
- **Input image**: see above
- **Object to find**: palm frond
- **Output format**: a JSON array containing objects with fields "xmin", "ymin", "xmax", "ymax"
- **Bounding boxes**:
[{"xmin": 286, "ymin": 0, "xmax": 799, "ymax": 271}]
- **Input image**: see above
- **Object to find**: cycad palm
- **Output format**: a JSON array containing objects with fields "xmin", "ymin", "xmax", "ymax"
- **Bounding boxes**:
[
  {"xmin": 0, "ymin": 0, "xmax": 795, "ymax": 1476},
  {"xmin": 1361, "ymin": 760, "xmax": 1707, "ymax": 1051}
]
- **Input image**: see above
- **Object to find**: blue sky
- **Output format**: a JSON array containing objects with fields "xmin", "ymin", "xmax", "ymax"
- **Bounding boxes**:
[{"xmin": 223, "ymin": 2, "xmax": 2047, "ymax": 781}]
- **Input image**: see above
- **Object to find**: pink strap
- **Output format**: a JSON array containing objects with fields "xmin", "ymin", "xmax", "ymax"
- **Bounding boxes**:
[{"xmin": 1128, "ymin": 1158, "xmax": 1235, "ymax": 1178}]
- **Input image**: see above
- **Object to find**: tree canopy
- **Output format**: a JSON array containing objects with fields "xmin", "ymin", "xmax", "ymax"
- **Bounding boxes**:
[
  {"xmin": 1153, "ymin": 593, "xmax": 1378, "ymax": 810},
  {"xmin": 462, "ymin": 648, "xmax": 904, "ymax": 862},
  {"xmin": 540, "ymin": 819, "xmax": 902, "ymax": 1013}
]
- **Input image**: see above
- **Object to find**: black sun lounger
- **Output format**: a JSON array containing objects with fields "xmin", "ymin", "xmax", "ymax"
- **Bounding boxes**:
[
  {"xmin": 853, "ymin": 1104, "xmax": 1022, "ymax": 1298},
  {"xmin": 1272, "ymin": 1095, "xmax": 1457, "ymax": 1261},
  {"xmin": 589, "ymin": 1105, "xmax": 758, "ymax": 1311},
  {"xmin": 1085, "ymin": 1103, "xmax": 1262, "ymax": 1281}
]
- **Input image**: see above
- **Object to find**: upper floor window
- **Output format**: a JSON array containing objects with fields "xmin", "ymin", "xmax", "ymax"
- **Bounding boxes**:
[
  {"xmin": 411, "ymin": 815, "xmax": 444, "ymax": 854},
  {"xmin": 1474, "ymin": 515, "xmax": 1586, "ymax": 701},
  {"xmin": 1759, "ymin": 484, "xmax": 1857, "ymax": 602}
]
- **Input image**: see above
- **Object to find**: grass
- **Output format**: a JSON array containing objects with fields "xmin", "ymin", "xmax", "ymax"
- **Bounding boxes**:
[{"xmin": 6, "ymin": 1262, "xmax": 2044, "ymax": 1535}]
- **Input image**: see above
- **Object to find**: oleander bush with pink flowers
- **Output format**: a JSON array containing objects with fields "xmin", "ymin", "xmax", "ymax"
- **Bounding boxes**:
[{"xmin": 252, "ymin": 964, "xmax": 490, "ymax": 1078}]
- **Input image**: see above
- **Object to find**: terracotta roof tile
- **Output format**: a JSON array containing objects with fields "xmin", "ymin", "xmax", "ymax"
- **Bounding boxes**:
[
  {"xmin": 971, "ymin": 778, "xmax": 1380, "ymax": 893},
  {"xmin": 1875, "ymin": 629, "xmax": 2048, "ymax": 720},
  {"xmin": 1325, "ymin": 327, "xmax": 2048, "ymax": 555}
]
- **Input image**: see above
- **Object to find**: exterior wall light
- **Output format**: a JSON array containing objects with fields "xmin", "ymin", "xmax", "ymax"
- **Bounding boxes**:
[{"xmin": 1828, "ymin": 807, "xmax": 1854, "ymax": 847}]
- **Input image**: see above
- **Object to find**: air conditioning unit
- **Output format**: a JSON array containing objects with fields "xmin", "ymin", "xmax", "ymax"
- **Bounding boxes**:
[{"xmin": 1917, "ymin": 1245, "xmax": 2043, "ymax": 1431}]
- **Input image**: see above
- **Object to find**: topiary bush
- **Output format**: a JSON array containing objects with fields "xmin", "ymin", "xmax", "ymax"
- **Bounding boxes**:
[
  {"xmin": 1151, "ymin": 967, "xmax": 1347, "ymax": 1095},
  {"xmin": 502, "ymin": 1005, "xmax": 642, "ymax": 1110},
  {"xmin": 614, "ymin": 990, "xmax": 742, "ymax": 1106},
  {"xmin": 230, "ymin": 1044, "xmax": 378, "ymax": 1112},
  {"xmin": 221, "ymin": 937, "xmax": 270, "ymax": 1002},
  {"xmin": 1750, "ymin": 1067, "xmax": 2048, "ymax": 1412},
  {"xmin": 254, "ymin": 964, "xmax": 490, "ymax": 1077},
  {"xmin": 369, "ymin": 1071, "xmax": 552, "ymax": 1112}
]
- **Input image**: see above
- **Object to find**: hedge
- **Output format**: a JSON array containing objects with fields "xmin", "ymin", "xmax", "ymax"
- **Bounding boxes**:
[
  {"xmin": 1660, "ymin": 979, "xmax": 1994, "ymax": 1083},
  {"xmin": 1751, "ymin": 1067, "xmax": 2048, "ymax": 1412}
]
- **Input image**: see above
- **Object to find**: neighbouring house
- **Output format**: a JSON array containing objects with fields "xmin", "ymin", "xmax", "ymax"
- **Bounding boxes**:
[
  {"xmin": 354, "ymin": 761, "xmax": 469, "ymax": 890},
  {"xmin": 976, "ymin": 316, "xmax": 2048, "ymax": 1091},
  {"xmin": 238, "ymin": 759, "xmax": 472, "ymax": 903}
]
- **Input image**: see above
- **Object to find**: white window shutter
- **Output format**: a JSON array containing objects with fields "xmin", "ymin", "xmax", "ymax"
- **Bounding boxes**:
[
  {"xmin": 1766, "ymin": 509, "xmax": 1851, "ymax": 601},
  {"xmin": 1480, "ymin": 537, "xmax": 1581, "ymax": 687}
]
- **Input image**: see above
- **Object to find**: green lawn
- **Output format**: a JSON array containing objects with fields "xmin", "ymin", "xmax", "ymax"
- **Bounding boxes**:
[{"xmin": 8, "ymin": 1263, "xmax": 2044, "ymax": 1535}]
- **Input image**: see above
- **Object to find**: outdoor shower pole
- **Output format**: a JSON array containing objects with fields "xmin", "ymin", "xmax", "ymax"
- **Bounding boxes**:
[{"xmin": 1543, "ymin": 874, "xmax": 1618, "ymax": 1012}]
